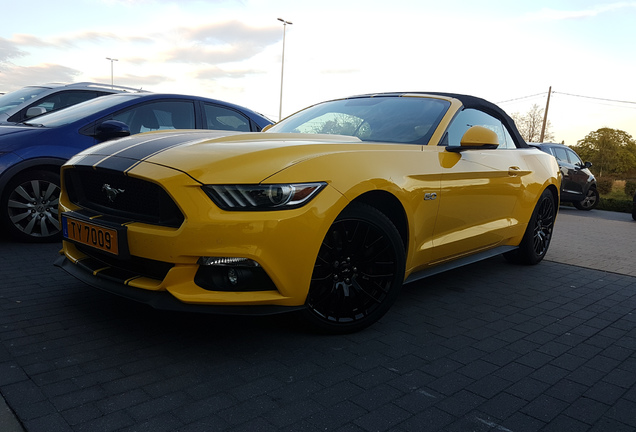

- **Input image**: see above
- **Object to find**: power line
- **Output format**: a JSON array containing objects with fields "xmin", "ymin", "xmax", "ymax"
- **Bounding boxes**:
[
  {"xmin": 497, "ymin": 92, "xmax": 548, "ymax": 104},
  {"xmin": 498, "ymin": 90, "xmax": 636, "ymax": 106},
  {"xmin": 552, "ymin": 91, "xmax": 636, "ymax": 105}
]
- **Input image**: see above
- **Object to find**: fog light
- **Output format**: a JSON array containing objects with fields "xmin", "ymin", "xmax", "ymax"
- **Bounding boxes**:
[
  {"xmin": 227, "ymin": 268, "xmax": 239, "ymax": 286},
  {"xmin": 197, "ymin": 257, "xmax": 260, "ymax": 267}
]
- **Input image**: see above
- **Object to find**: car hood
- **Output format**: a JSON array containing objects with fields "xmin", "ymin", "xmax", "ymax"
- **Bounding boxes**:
[
  {"xmin": 71, "ymin": 130, "xmax": 379, "ymax": 183},
  {"xmin": 0, "ymin": 124, "xmax": 47, "ymax": 150}
]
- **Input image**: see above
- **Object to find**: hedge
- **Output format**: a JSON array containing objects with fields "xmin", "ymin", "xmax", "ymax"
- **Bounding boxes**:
[{"xmin": 597, "ymin": 197, "xmax": 633, "ymax": 213}]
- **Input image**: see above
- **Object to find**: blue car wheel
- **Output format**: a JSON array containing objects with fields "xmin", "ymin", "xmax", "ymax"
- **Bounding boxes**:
[{"xmin": 2, "ymin": 170, "xmax": 62, "ymax": 242}]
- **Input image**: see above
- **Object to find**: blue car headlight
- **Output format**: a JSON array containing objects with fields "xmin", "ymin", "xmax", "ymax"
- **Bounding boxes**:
[{"xmin": 203, "ymin": 182, "xmax": 326, "ymax": 211}]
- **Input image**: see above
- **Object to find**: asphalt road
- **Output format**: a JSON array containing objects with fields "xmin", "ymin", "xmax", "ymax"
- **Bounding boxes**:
[{"xmin": 1, "ymin": 207, "xmax": 635, "ymax": 432}]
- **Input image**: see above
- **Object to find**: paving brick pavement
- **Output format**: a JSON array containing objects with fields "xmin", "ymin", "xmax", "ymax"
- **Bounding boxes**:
[{"xmin": 1, "ymin": 208, "xmax": 635, "ymax": 432}]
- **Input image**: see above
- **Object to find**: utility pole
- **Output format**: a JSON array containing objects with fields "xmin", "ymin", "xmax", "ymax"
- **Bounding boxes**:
[
  {"xmin": 540, "ymin": 86, "xmax": 551, "ymax": 143},
  {"xmin": 277, "ymin": 18, "xmax": 292, "ymax": 121}
]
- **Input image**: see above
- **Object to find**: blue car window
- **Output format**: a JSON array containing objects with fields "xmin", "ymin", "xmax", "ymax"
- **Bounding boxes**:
[
  {"xmin": 204, "ymin": 103, "xmax": 250, "ymax": 131},
  {"xmin": 112, "ymin": 101, "xmax": 196, "ymax": 134}
]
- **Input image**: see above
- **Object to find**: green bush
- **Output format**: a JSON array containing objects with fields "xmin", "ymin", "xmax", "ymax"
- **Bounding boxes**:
[
  {"xmin": 625, "ymin": 180, "xmax": 636, "ymax": 198},
  {"xmin": 597, "ymin": 197, "xmax": 633, "ymax": 213},
  {"xmin": 596, "ymin": 178, "xmax": 613, "ymax": 195}
]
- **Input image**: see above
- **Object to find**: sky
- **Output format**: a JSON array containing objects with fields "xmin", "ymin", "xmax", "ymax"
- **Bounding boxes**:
[{"xmin": 1, "ymin": 0, "xmax": 635, "ymax": 146}]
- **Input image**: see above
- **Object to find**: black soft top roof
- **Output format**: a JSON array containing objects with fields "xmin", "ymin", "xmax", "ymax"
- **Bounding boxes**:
[{"xmin": 351, "ymin": 92, "xmax": 529, "ymax": 148}]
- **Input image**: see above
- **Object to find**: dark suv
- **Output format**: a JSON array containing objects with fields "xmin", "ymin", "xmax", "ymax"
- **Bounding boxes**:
[{"xmin": 531, "ymin": 143, "xmax": 598, "ymax": 210}]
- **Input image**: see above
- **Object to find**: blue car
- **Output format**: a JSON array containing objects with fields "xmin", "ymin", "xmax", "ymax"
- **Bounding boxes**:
[{"xmin": 0, "ymin": 93, "xmax": 273, "ymax": 242}]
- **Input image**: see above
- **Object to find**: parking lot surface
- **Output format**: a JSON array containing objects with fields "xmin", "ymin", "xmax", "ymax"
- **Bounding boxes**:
[{"xmin": 1, "ymin": 207, "xmax": 635, "ymax": 432}]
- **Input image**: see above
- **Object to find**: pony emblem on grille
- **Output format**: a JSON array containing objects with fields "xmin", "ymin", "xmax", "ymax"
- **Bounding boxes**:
[{"xmin": 102, "ymin": 184, "xmax": 125, "ymax": 202}]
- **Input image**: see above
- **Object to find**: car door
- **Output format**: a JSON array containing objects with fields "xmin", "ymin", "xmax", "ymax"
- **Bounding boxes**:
[
  {"xmin": 564, "ymin": 147, "xmax": 589, "ymax": 198},
  {"xmin": 550, "ymin": 146, "xmax": 582, "ymax": 199},
  {"xmin": 430, "ymin": 108, "xmax": 530, "ymax": 263}
]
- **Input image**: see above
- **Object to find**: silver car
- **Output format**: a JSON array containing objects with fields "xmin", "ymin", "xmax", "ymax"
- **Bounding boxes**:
[{"xmin": 0, "ymin": 82, "xmax": 145, "ymax": 125}]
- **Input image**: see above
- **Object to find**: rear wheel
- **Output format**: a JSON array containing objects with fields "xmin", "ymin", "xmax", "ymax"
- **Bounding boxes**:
[
  {"xmin": 573, "ymin": 187, "xmax": 599, "ymax": 210},
  {"xmin": 299, "ymin": 202, "xmax": 405, "ymax": 334},
  {"xmin": 1, "ymin": 170, "xmax": 62, "ymax": 242},
  {"xmin": 505, "ymin": 189, "xmax": 556, "ymax": 265}
]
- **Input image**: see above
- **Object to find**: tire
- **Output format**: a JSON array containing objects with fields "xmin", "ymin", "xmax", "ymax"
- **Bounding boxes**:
[
  {"xmin": 299, "ymin": 202, "xmax": 406, "ymax": 334},
  {"xmin": 1, "ymin": 170, "xmax": 62, "ymax": 242},
  {"xmin": 573, "ymin": 187, "xmax": 599, "ymax": 210},
  {"xmin": 505, "ymin": 189, "xmax": 556, "ymax": 265}
]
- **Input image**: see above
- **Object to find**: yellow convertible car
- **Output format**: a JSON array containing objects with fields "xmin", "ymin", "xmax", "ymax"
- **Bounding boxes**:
[{"xmin": 55, "ymin": 92, "xmax": 560, "ymax": 333}]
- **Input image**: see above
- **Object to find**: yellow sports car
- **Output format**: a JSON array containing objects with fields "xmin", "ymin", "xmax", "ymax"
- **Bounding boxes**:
[{"xmin": 55, "ymin": 92, "xmax": 560, "ymax": 333}]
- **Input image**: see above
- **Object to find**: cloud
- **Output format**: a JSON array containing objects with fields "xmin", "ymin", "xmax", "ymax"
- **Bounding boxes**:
[
  {"xmin": 0, "ymin": 64, "xmax": 80, "ymax": 91},
  {"xmin": 9, "ymin": 31, "xmax": 153, "ymax": 50},
  {"xmin": 195, "ymin": 66, "xmax": 265, "ymax": 80},
  {"xmin": 164, "ymin": 20, "xmax": 280, "ymax": 64},
  {"xmin": 0, "ymin": 38, "xmax": 26, "ymax": 62}
]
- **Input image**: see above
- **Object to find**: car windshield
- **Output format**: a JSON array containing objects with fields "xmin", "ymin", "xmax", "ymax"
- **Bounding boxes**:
[
  {"xmin": 22, "ymin": 94, "xmax": 138, "ymax": 128},
  {"xmin": 0, "ymin": 86, "xmax": 49, "ymax": 114},
  {"xmin": 269, "ymin": 96, "xmax": 451, "ymax": 144}
]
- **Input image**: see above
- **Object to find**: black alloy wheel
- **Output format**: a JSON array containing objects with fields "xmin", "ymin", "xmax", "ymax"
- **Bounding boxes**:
[
  {"xmin": 2, "ymin": 170, "xmax": 62, "ymax": 242},
  {"xmin": 573, "ymin": 187, "xmax": 599, "ymax": 210},
  {"xmin": 505, "ymin": 189, "xmax": 556, "ymax": 265},
  {"xmin": 300, "ymin": 202, "xmax": 405, "ymax": 334}
]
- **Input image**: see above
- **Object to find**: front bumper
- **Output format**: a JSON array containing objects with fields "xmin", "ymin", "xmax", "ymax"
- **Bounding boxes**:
[{"xmin": 55, "ymin": 254, "xmax": 305, "ymax": 316}]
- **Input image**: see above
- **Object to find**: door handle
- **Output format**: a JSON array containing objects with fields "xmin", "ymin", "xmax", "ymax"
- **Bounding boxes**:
[{"xmin": 508, "ymin": 166, "xmax": 521, "ymax": 176}]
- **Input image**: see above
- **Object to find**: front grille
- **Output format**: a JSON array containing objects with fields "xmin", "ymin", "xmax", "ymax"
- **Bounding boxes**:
[
  {"xmin": 65, "ymin": 167, "xmax": 184, "ymax": 227},
  {"xmin": 76, "ymin": 244, "xmax": 174, "ymax": 281}
]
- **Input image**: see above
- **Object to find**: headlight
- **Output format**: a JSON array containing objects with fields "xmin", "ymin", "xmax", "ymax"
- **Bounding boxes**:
[{"xmin": 203, "ymin": 182, "xmax": 326, "ymax": 211}]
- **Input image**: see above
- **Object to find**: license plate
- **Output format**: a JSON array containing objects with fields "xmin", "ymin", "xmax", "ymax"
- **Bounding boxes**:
[{"xmin": 62, "ymin": 216, "xmax": 120, "ymax": 255}]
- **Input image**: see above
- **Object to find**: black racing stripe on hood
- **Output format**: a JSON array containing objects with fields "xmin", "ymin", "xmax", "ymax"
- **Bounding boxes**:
[
  {"xmin": 89, "ymin": 132, "xmax": 202, "ymax": 171},
  {"xmin": 93, "ymin": 155, "xmax": 140, "ymax": 173},
  {"xmin": 69, "ymin": 154, "xmax": 108, "ymax": 168},
  {"xmin": 104, "ymin": 133, "xmax": 196, "ymax": 161}
]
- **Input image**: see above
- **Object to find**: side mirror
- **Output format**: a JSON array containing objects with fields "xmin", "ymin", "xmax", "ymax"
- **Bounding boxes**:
[
  {"xmin": 583, "ymin": 161, "xmax": 592, "ymax": 169},
  {"xmin": 94, "ymin": 120, "xmax": 131, "ymax": 141},
  {"xmin": 25, "ymin": 106, "xmax": 47, "ymax": 118},
  {"xmin": 446, "ymin": 126, "xmax": 499, "ymax": 152}
]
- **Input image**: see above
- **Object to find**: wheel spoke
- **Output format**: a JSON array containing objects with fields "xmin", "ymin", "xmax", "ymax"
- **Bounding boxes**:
[
  {"xmin": 43, "ymin": 182, "xmax": 58, "ymax": 201},
  {"xmin": 9, "ymin": 209, "xmax": 32, "ymax": 223},
  {"xmin": 31, "ymin": 180, "xmax": 42, "ymax": 200},
  {"xmin": 45, "ymin": 213, "xmax": 60, "ymax": 230},
  {"xmin": 14, "ymin": 185, "xmax": 35, "ymax": 202},
  {"xmin": 22, "ymin": 216, "xmax": 38, "ymax": 235},
  {"xmin": 7, "ymin": 199, "xmax": 34, "ymax": 210},
  {"xmin": 351, "ymin": 278, "xmax": 384, "ymax": 304}
]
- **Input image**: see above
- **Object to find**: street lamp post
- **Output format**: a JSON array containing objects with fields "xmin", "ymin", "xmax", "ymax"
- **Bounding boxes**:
[
  {"xmin": 106, "ymin": 57, "xmax": 118, "ymax": 88},
  {"xmin": 277, "ymin": 18, "xmax": 292, "ymax": 121}
]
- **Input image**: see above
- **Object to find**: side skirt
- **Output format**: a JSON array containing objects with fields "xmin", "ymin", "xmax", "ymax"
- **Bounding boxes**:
[{"xmin": 404, "ymin": 245, "xmax": 517, "ymax": 285}]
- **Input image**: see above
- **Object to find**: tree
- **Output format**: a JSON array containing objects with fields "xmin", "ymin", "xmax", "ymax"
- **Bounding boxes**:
[
  {"xmin": 511, "ymin": 104, "xmax": 554, "ymax": 143},
  {"xmin": 571, "ymin": 128, "xmax": 636, "ymax": 177}
]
